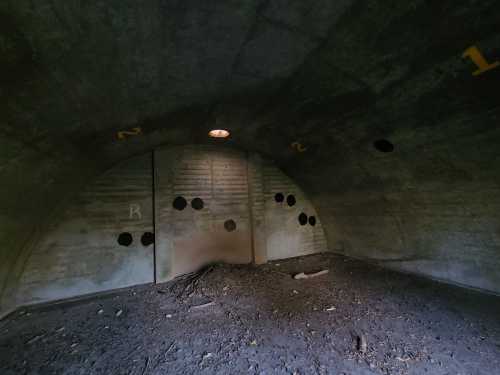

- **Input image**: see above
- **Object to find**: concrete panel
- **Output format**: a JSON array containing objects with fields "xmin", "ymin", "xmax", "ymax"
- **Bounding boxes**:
[
  {"xmin": 262, "ymin": 161, "xmax": 327, "ymax": 260},
  {"xmin": 15, "ymin": 154, "xmax": 154, "ymax": 306},
  {"xmin": 154, "ymin": 146, "xmax": 253, "ymax": 281},
  {"xmin": 247, "ymin": 153, "xmax": 267, "ymax": 264},
  {"xmin": 154, "ymin": 145, "xmax": 328, "ymax": 279},
  {"xmin": 7, "ymin": 145, "xmax": 328, "ymax": 308}
]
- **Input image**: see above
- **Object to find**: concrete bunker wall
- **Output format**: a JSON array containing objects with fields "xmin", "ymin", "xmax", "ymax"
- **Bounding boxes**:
[
  {"xmin": 11, "ymin": 145, "xmax": 327, "ymax": 309},
  {"xmin": 15, "ymin": 153, "xmax": 155, "ymax": 307}
]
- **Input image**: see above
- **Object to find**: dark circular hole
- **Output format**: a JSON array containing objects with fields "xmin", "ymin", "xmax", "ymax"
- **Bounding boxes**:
[
  {"xmin": 287, "ymin": 194, "xmax": 296, "ymax": 207},
  {"xmin": 224, "ymin": 219, "xmax": 237, "ymax": 232},
  {"xmin": 308, "ymin": 216, "xmax": 317, "ymax": 226},
  {"xmin": 191, "ymin": 197, "xmax": 204, "ymax": 210},
  {"xmin": 117, "ymin": 232, "xmax": 133, "ymax": 247},
  {"xmin": 141, "ymin": 232, "xmax": 154, "ymax": 246},
  {"xmin": 274, "ymin": 193, "xmax": 284, "ymax": 203},
  {"xmin": 172, "ymin": 196, "xmax": 187, "ymax": 210},
  {"xmin": 374, "ymin": 139, "xmax": 394, "ymax": 153},
  {"xmin": 298, "ymin": 213, "xmax": 308, "ymax": 226}
]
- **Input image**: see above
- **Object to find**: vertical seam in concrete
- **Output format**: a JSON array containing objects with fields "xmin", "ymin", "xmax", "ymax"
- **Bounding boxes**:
[
  {"xmin": 152, "ymin": 149, "xmax": 157, "ymax": 284},
  {"xmin": 246, "ymin": 152, "xmax": 256, "ymax": 264},
  {"xmin": 210, "ymin": 150, "xmax": 215, "ymax": 230}
]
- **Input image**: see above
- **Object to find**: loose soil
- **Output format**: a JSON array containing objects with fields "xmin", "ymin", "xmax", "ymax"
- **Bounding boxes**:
[{"xmin": 1, "ymin": 254, "xmax": 500, "ymax": 374}]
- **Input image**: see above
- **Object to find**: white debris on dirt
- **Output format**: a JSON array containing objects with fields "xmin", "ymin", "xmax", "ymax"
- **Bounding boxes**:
[
  {"xmin": 189, "ymin": 302, "xmax": 215, "ymax": 311},
  {"xmin": 115, "ymin": 309, "xmax": 123, "ymax": 317},
  {"xmin": 202, "ymin": 352, "xmax": 213, "ymax": 360},
  {"xmin": 3, "ymin": 254, "xmax": 500, "ymax": 375},
  {"xmin": 294, "ymin": 270, "xmax": 329, "ymax": 280},
  {"xmin": 26, "ymin": 334, "xmax": 45, "ymax": 345}
]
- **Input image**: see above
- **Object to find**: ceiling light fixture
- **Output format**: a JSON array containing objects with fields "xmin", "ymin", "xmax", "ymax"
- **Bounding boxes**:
[{"xmin": 208, "ymin": 129, "xmax": 230, "ymax": 138}]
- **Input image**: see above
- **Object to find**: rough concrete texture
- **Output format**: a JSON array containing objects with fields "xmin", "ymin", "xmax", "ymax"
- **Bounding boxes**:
[
  {"xmin": 155, "ymin": 145, "xmax": 326, "ymax": 280},
  {"xmin": 1, "ymin": 1, "xmax": 500, "ymax": 312},
  {"xmin": 154, "ymin": 146, "xmax": 254, "ymax": 281},
  {"xmin": 3, "ymin": 146, "xmax": 325, "ymax": 312},
  {"xmin": 155, "ymin": 145, "xmax": 325, "ymax": 281},
  {"xmin": 1, "ymin": 254, "xmax": 499, "ymax": 375},
  {"xmin": 15, "ymin": 154, "xmax": 154, "ymax": 307}
]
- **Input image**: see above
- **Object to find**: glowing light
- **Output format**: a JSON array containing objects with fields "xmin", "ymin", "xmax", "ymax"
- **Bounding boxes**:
[{"xmin": 208, "ymin": 129, "xmax": 230, "ymax": 138}]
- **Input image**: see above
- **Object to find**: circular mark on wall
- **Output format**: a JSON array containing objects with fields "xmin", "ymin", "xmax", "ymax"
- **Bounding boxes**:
[
  {"xmin": 287, "ymin": 194, "xmax": 296, "ymax": 207},
  {"xmin": 275, "ymin": 193, "xmax": 284, "ymax": 203},
  {"xmin": 224, "ymin": 219, "xmax": 237, "ymax": 232},
  {"xmin": 374, "ymin": 139, "xmax": 394, "ymax": 153},
  {"xmin": 308, "ymin": 216, "xmax": 317, "ymax": 226},
  {"xmin": 191, "ymin": 197, "xmax": 204, "ymax": 210},
  {"xmin": 141, "ymin": 232, "xmax": 154, "ymax": 246},
  {"xmin": 118, "ymin": 232, "xmax": 133, "ymax": 247},
  {"xmin": 298, "ymin": 213, "xmax": 308, "ymax": 226},
  {"xmin": 172, "ymin": 196, "xmax": 187, "ymax": 210}
]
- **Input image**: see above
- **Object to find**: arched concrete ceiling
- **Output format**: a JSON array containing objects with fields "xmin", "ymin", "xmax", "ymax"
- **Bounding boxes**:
[{"xmin": 1, "ymin": 0, "xmax": 500, "ymax": 308}]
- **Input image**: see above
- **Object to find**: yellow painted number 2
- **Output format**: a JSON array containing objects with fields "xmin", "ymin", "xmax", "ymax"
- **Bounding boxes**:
[
  {"xmin": 462, "ymin": 46, "xmax": 499, "ymax": 76},
  {"xmin": 291, "ymin": 142, "xmax": 307, "ymax": 153},
  {"xmin": 116, "ymin": 127, "xmax": 142, "ymax": 140}
]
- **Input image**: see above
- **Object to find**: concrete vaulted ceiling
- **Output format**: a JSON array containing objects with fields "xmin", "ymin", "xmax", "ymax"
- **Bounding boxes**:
[{"xmin": 1, "ymin": 0, "xmax": 500, "ymax": 310}]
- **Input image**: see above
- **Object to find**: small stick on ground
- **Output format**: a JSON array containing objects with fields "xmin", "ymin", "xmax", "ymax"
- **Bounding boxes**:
[
  {"xmin": 26, "ymin": 334, "xmax": 45, "ymax": 345},
  {"xmin": 294, "ymin": 270, "xmax": 329, "ymax": 280},
  {"xmin": 189, "ymin": 302, "xmax": 215, "ymax": 311}
]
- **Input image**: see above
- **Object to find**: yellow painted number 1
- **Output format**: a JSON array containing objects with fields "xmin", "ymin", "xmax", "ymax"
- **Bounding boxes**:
[{"xmin": 462, "ymin": 46, "xmax": 499, "ymax": 76}]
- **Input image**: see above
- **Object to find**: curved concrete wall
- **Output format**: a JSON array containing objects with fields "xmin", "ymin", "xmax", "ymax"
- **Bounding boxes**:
[
  {"xmin": 2, "ymin": 145, "xmax": 326, "ymax": 314},
  {"xmin": 2, "ymin": 0, "xmax": 499, "ymax": 318},
  {"xmin": 0, "ymin": 135, "xmax": 96, "ymax": 317},
  {"xmin": 15, "ymin": 154, "xmax": 154, "ymax": 308},
  {"xmin": 291, "ymin": 110, "xmax": 500, "ymax": 295}
]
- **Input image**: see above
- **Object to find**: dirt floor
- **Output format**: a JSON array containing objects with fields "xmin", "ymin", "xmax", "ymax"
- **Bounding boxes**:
[{"xmin": 1, "ymin": 254, "xmax": 500, "ymax": 375}]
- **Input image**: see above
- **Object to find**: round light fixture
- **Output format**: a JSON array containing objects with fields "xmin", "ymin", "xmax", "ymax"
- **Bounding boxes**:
[{"xmin": 208, "ymin": 129, "xmax": 230, "ymax": 138}]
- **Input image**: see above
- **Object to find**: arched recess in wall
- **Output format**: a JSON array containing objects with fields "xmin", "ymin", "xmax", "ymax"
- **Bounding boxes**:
[{"xmin": 10, "ymin": 145, "xmax": 328, "ymax": 310}]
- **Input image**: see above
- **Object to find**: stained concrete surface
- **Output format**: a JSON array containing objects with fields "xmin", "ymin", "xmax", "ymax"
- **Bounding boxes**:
[
  {"xmin": 3, "ymin": 145, "xmax": 326, "ymax": 315},
  {"xmin": 14, "ymin": 153, "xmax": 154, "ymax": 308},
  {"xmin": 2, "ymin": 1, "xmax": 500, "ymax": 315},
  {"xmin": 1, "ymin": 254, "xmax": 499, "ymax": 375},
  {"xmin": 0, "ymin": 4, "xmax": 497, "ymax": 373},
  {"xmin": 155, "ymin": 145, "xmax": 326, "ymax": 282}
]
